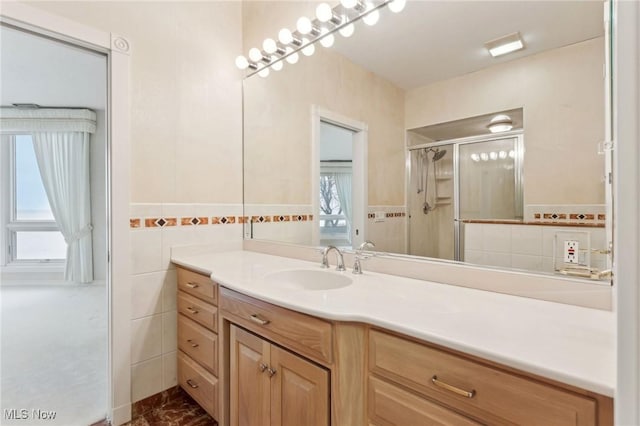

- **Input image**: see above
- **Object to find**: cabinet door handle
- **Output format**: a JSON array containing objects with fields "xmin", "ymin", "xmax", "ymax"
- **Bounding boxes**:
[
  {"xmin": 431, "ymin": 375, "xmax": 476, "ymax": 398},
  {"xmin": 185, "ymin": 282, "xmax": 199, "ymax": 289},
  {"xmin": 186, "ymin": 306, "xmax": 199, "ymax": 314},
  {"xmin": 187, "ymin": 339, "xmax": 199, "ymax": 348},
  {"xmin": 259, "ymin": 362, "xmax": 268, "ymax": 373},
  {"xmin": 186, "ymin": 379, "xmax": 199, "ymax": 389},
  {"xmin": 267, "ymin": 367, "xmax": 277, "ymax": 378},
  {"xmin": 250, "ymin": 314, "xmax": 270, "ymax": 325}
]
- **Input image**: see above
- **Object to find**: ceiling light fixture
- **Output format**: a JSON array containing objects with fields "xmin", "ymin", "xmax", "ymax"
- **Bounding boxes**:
[
  {"xmin": 237, "ymin": 0, "xmax": 405, "ymax": 76},
  {"xmin": 487, "ymin": 114, "xmax": 514, "ymax": 133},
  {"xmin": 485, "ymin": 32, "xmax": 524, "ymax": 57}
]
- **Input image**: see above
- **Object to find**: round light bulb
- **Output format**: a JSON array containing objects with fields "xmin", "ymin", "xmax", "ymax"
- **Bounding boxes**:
[
  {"xmin": 388, "ymin": 0, "xmax": 406, "ymax": 13},
  {"xmin": 499, "ymin": 151, "xmax": 507, "ymax": 159},
  {"xmin": 489, "ymin": 151, "xmax": 498, "ymax": 160},
  {"xmin": 257, "ymin": 64, "xmax": 269, "ymax": 78},
  {"xmin": 301, "ymin": 38, "xmax": 315, "ymax": 56},
  {"xmin": 363, "ymin": 3, "xmax": 379, "ymax": 26},
  {"xmin": 263, "ymin": 38, "xmax": 277, "ymax": 54},
  {"xmin": 319, "ymin": 29, "xmax": 335, "ymax": 48},
  {"xmin": 480, "ymin": 153, "xmax": 489, "ymax": 161},
  {"xmin": 316, "ymin": 3, "xmax": 333, "ymax": 22},
  {"xmin": 235, "ymin": 55, "xmax": 249, "ymax": 70},
  {"xmin": 248, "ymin": 47, "xmax": 263, "ymax": 62},
  {"xmin": 340, "ymin": 0, "xmax": 358, "ymax": 8},
  {"xmin": 297, "ymin": 16, "xmax": 313, "ymax": 34},
  {"xmin": 278, "ymin": 28, "xmax": 293, "ymax": 45},
  {"xmin": 471, "ymin": 153, "xmax": 480, "ymax": 162},
  {"xmin": 508, "ymin": 150, "xmax": 516, "ymax": 159},
  {"xmin": 339, "ymin": 22, "xmax": 355, "ymax": 37},
  {"xmin": 271, "ymin": 57, "xmax": 283, "ymax": 71},
  {"xmin": 285, "ymin": 47, "xmax": 299, "ymax": 64}
]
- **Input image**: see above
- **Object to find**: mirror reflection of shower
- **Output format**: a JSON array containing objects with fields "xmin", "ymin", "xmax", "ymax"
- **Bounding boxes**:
[
  {"xmin": 406, "ymin": 108, "xmax": 524, "ymax": 262},
  {"xmin": 416, "ymin": 148, "xmax": 447, "ymax": 215}
]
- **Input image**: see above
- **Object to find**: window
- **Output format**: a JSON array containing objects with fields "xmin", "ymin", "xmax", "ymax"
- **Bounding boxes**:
[{"xmin": 1, "ymin": 134, "xmax": 66, "ymax": 264}]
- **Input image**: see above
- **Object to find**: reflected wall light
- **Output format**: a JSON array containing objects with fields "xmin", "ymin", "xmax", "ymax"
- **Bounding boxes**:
[
  {"xmin": 236, "ymin": 0, "xmax": 405, "ymax": 77},
  {"xmin": 487, "ymin": 114, "xmax": 514, "ymax": 133}
]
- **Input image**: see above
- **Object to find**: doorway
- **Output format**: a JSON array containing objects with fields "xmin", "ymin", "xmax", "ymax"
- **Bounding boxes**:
[
  {"xmin": 0, "ymin": 24, "xmax": 108, "ymax": 425},
  {"xmin": 311, "ymin": 107, "xmax": 367, "ymax": 249}
]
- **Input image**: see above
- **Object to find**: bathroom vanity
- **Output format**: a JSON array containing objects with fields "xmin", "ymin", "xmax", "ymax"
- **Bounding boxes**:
[{"xmin": 174, "ymin": 250, "xmax": 613, "ymax": 426}]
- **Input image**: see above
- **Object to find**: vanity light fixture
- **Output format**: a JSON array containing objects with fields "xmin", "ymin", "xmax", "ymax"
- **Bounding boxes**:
[
  {"xmin": 487, "ymin": 114, "xmax": 514, "ymax": 133},
  {"xmin": 388, "ymin": 0, "xmax": 406, "ymax": 13},
  {"xmin": 485, "ymin": 32, "xmax": 524, "ymax": 57},
  {"xmin": 237, "ymin": 0, "xmax": 404, "ymax": 76}
]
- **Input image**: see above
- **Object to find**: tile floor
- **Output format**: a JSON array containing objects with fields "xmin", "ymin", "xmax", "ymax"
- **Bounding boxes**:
[{"xmin": 123, "ymin": 388, "xmax": 216, "ymax": 426}]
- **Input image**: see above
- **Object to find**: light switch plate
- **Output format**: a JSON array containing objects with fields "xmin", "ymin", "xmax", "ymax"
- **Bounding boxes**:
[{"xmin": 374, "ymin": 211, "xmax": 386, "ymax": 222}]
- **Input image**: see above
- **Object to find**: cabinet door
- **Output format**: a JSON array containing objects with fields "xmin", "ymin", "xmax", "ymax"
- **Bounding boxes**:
[
  {"xmin": 270, "ymin": 345, "xmax": 330, "ymax": 426},
  {"xmin": 230, "ymin": 325, "xmax": 271, "ymax": 426}
]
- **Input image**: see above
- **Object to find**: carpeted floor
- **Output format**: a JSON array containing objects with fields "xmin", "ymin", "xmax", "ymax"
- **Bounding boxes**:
[{"xmin": 0, "ymin": 283, "xmax": 107, "ymax": 425}]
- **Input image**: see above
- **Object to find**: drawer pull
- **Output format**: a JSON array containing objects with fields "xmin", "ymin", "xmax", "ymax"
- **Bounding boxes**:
[
  {"xmin": 250, "ymin": 314, "xmax": 270, "ymax": 325},
  {"xmin": 431, "ymin": 375, "xmax": 476, "ymax": 399},
  {"xmin": 186, "ymin": 306, "xmax": 199, "ymax": 314},
  {"xmin": 267, "ymin": 367, "xmax": 277, "ymax": 378},
  {"xmin": 187, "ymin": 339, "xmax": 199, "ymax": 348},
  {"xmin": 259, "ymin": 362, "xmax": 268, "ymax": 373},
  {"xmin": 185, "ymin": 282, "xmax": 199, "ymax": 289},
  {"xmin": 186, "ymin": 379, "xmax": 199, "ymax": 389}
]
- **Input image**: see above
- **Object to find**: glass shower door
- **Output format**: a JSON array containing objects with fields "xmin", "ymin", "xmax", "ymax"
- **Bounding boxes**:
[
  {"xmin": 455, "ymin": 136, "xmax": 523, "ymax": 260},
  {"xmin": 457, "ymin": 136, "xmax": 522, "ymax": 220}
]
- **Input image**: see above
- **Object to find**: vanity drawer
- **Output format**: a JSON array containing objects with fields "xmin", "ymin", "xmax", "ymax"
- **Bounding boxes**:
[
  {"xmin": 178, "ymin": 291, "xmax": 218, "ymax": 332},
  {"xmin": 368, "ymin": 376, "xmax": 481, "ymax": 426},
  {"xmin": 221, "ymin": 287, "xmax": 333, "ymax": 364},
  {"xmin": 177, "ymin": 267, "xmax": 218, "ymax": 305},
  {"xmin": 178, "ymin": 314, "xmax": 218, "ymax": 375},
  {"xmin": 178, "ymin": 351, "xmax": 218, "ymax": 419},
  {"xmin": 369, "ymin": 330, "xmax": 597, "ymax": 425}
]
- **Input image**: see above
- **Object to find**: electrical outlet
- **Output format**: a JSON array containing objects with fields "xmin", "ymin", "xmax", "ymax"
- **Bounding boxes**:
[{"xmin": 564, "ymin": 240, "xmax": 579, "ymax": 263}]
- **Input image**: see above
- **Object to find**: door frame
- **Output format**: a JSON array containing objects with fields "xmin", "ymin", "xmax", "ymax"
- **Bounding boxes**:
[
  {"xmin": 0, "ymin": 3, "xmax": 132, "ymax": 425},
  {"xmin": 311, "ymin": 106, "xmax": 368, "ymax": 249}
]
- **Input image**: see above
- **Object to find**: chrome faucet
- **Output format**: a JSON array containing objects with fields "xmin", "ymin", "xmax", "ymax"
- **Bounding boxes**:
[
  {"xmin": 321, "ymin": 245, "xmax": 346, "ymax": 271},
  {"xmin": 353, "ymin": 241, "xmax": 376, "ymax": 274}
]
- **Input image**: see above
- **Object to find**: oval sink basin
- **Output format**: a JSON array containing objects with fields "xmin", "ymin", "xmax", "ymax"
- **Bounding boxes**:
[{"xmin": 265, "ymin": 269, "xmax": 353, "ymax": 291}]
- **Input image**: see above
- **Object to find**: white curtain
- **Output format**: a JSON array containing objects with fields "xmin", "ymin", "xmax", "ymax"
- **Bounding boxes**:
[
  {"xmin": 0, "ymin": 108, "xmax": 96, "ymax": 283},
  {"xmin": 334, "ymin": 172, "xmax": 352, "ymax": 240},
  {"xmin": 32, "ymin": 132, "xmax": 93, "ymax": 283}
]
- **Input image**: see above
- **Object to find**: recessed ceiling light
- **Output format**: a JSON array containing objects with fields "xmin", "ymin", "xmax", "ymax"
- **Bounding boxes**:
[{"xmin": 485, "ymin": 32, "xmax": 524, "ymax": 57}]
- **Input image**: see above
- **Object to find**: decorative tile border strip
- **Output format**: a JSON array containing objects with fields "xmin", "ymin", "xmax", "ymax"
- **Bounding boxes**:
[
  {"xmin": 130, "ymin": 214, "xmax": 313, "ymax": 228},
  {"xmin": 532, "ymin": 212, "xmax": 605, "ymax": 224},
  {"xmin": 367, "ymin": 212, "xmax": 407, "ymax": 219}
]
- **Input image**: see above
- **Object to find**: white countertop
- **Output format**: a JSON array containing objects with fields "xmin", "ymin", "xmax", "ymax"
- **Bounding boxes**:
[{"xmin": 172, "ymin": 250, "xmax": 615, "ymax": 397}]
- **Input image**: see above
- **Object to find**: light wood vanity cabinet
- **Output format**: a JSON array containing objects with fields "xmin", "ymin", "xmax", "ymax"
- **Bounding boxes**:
[
  {"xmin": 173, "ymin": 265, "xmax": 612, "ymax": 426},
  {"xmin": 176, "ymin": 267, "xmax": 220, "ymax": 421},
  {"xmin": 368, "ymin": 329, "xmax": 612, "ymax": 426},
  {"xmin": 229, "ymin": 325, "xmax": 330, "ymax": 426}
]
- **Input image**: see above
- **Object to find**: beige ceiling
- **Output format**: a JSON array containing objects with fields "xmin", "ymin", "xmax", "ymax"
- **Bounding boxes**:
[{"xmin": 332, "ymin": 0, "xmax": 604, "ymax": 90}]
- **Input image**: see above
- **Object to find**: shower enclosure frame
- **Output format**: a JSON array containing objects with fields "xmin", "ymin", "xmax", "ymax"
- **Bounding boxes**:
[{"xmin": 406, "ymin": 130, "xmax": 524, "ymax": 261}]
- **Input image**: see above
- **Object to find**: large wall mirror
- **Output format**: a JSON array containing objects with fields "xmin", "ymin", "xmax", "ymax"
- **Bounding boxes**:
[{"xmin": 242, "ymin": 0, "xmax": 613, "ymax": 283}]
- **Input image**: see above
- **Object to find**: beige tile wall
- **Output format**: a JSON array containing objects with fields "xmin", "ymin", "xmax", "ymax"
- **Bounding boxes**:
[{"xmin": 129, "ymin": 203, "xmax": 242, "ymax": 401}]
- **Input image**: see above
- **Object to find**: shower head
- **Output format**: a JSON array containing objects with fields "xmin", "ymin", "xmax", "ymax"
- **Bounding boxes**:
[{"xmin": 431, "ymin": 149, "xmax": 447, "ymax": 162}]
